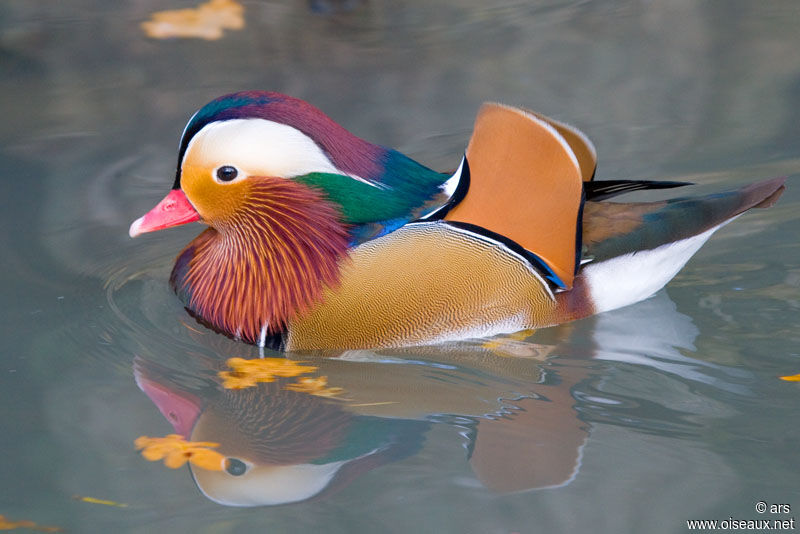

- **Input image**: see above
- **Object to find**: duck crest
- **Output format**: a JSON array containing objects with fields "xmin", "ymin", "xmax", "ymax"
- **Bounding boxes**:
[
  {"xmin": 170, "ymin": 178, "xmax": 350, "ymax": 344},
  {"xmin": 174, "ymin": 91, "xmax": 386, "ymax": 189}
]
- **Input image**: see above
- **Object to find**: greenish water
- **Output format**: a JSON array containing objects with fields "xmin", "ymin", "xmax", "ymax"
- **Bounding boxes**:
[{"xmin": 1, "ymin": 1, "xmax": 799, "ymax": 532}]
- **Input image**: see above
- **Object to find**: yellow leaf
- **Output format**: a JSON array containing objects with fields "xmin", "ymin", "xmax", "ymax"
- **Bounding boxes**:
[
  {"xmin": 140, "ymin": 447, "xmax": 167, "ymax": 462},
  {"xmin": 72, "ymin": 495, "xmax": 129, "ymax": 508},
  {"xmin": 189, "ymin": 440, "xmax": 224, "ymax": 449},
  {"xmin": 164, "ymin": 450, "xmax": 190, "ymax": 469},
  {"xmin": 0, "ymin": 514, "xmax": 62, "ymax": 532},
  {"xmin": 219, "ymin": 357, "xmax": 317, "ymax": 390},
  {"xmin": 218, "ymin": 370, "xmax": 262, "ymax": 389},
  {"xmin": 284, "ymin": 376, "xmax": 345, "ymax": 398},
  {"xmin": 135, "ymin": 434, "xmax": 224, "ymax": 471},
  {"xmin": 141, "ymin": 0, "xmax": 244, "ymax": 41},
  {"xmin": 189, "ymin": 448, "xmax": 226, "ymax": 471},
  {"xmin": 779, "ymin": 373, "xmax": 800, "ymax": 382}
]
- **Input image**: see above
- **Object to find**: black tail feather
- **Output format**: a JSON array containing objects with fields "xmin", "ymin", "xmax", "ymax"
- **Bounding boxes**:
[{"xmin": 584, "ymin": 179, "xmax": 692, "ymax": 201}]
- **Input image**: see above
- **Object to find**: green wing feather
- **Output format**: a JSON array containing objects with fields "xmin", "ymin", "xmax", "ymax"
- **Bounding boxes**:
[{"xmin": 294, "ymin": 169, "xmax": 451, "ymax": 244}]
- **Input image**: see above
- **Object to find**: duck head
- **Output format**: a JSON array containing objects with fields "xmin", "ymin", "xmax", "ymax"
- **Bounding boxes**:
[{"xmin": 130, "ymin": 91, "xmax": 448, "ymax": 345}]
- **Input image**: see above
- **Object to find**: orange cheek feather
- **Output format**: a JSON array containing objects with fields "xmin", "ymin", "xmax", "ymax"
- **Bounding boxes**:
[{"xmin": 179, "ymin": 164, "xmax": 248, "ymax": 225}]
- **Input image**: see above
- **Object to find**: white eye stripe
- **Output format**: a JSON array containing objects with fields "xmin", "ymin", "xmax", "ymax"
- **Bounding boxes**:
[{"xmin": 181, "ymin": 118, "xmax": 376, "ymax": 187}]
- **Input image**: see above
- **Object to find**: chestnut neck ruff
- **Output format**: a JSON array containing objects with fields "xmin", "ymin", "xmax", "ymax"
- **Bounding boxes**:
[{"xmin": 170, "ymin": 178, "xmax": 350, "ymax": 344}]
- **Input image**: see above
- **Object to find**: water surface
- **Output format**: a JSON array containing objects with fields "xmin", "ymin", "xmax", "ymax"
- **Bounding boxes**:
[{"xmin": 1, "ymin": 1, "xmax": 799, "ymax": 532}]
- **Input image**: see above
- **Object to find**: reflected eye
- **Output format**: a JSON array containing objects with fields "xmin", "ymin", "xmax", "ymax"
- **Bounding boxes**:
[
  {"xmin": 216, "ymin": 165, "xmax": 239, "ymax": 182},
  {"xmin": 225, "ymin": 458, "xmax": 248, "ymax": 476}
]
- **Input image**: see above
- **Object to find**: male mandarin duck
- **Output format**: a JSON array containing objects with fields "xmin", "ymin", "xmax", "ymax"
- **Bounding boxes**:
[{"xmin": 129, "ymin": 91, "xmax": 786, "ymax": 350}]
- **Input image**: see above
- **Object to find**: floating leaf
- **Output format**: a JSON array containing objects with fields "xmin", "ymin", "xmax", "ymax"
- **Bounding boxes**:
[
  {"xmin": 189, "ymin": 448, "xmax": 230, "ymax": 471},
  {"xmin": 0, "ymin": 515, "xmax": 62, "ymax": 532},
  {"xmin": 141, "ymin": 0, "xmax": 244, "ymax": 41},
  {"xmin": 779, "ymin": 374, "xmax": 800, "ymax": 382},
  {"xmin": 135, "ymin": 434, "xmax": 225, "ymax": 471},
  {"xmin": 219, "ymin": 357, "xmax": 317, "ymax": 389},
  {"xmin": 72, "ymin": 495, "xmax": 129, "ymax": 508},
  {"xmin": 284, "ymin": 376, "xmax": 345, "ymax": 398}
]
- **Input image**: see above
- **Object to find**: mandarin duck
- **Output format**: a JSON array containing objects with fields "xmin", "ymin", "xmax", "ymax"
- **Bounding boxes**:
[{"xmin": 129, "ymin": 91, "xmax": 786, "ymax": 350}]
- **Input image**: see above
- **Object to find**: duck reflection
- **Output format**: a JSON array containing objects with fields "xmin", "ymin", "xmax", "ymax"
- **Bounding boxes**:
[
  {"xmin": 134, "ymin": 291, "xmax": 715, "ymax": 507},
  {"xmin": 188, "ymin": 380, "xmax": 429, "ymax": 506},
  {"xmin": 134, "ymin": 341, "xmax": 590, "ymax": 506}
]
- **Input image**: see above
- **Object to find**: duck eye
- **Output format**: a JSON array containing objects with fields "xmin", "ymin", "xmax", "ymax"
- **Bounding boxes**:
[
  {"xmin": 224, "ymin": 458, "xmax": 248, "ymax": 476},
  {"xmin": 216, "ymin": 165, "xmax": 239, "ymax": 182}
]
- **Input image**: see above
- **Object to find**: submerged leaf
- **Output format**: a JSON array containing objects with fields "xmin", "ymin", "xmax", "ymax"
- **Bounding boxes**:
[
  {"xmin": 284, "ymin": 376, "xmax": 345, "ymax": 398},
  {"xmin": 72, "ymin": 495, "xmax": 129, "ymax": 508},
  {"xmin": 0, "ymin": 515, "xmax": 62, "ymax": 532},
  {"xmin": 141, "ymin": 0, "xmax": 244, "ymax": 41},
  {"xmin": 164, "ymin": 450, "xmax": 191, "ymax": 469},
  {"xmin": 219, "ymin": 357, "xmax": 317, "ymax": 389},
  {"xmin": 135, "ymin": 434, "xmax": 224, "ymax": 471},
  {"xmin": 190, "ymin": 448, "xmax": 228, "ymax": 471}
]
